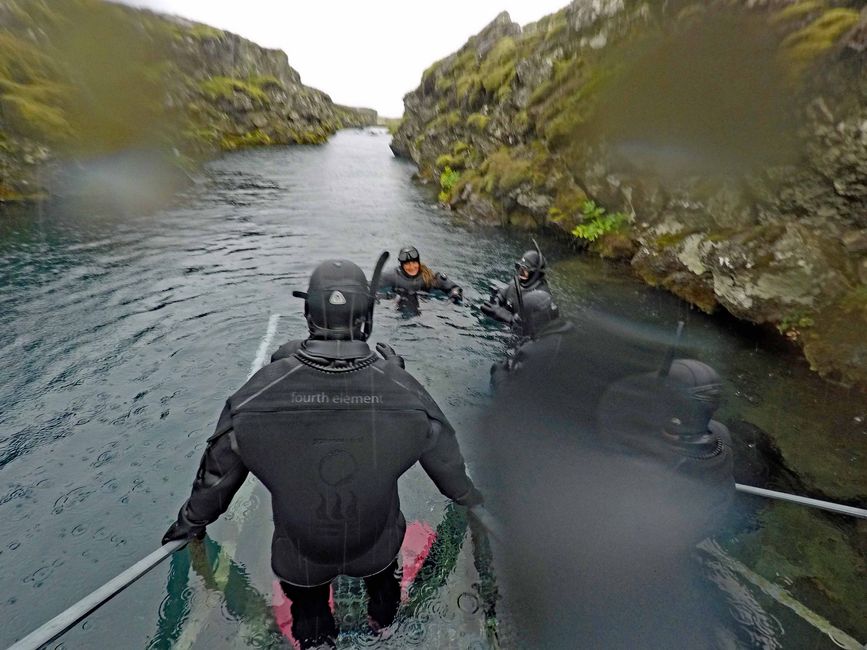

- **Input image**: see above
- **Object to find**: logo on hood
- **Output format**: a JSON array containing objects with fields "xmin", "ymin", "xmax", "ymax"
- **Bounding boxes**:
[{"xmin": 329, "ymin": 291, "xmax": 347, "ymax": 305}]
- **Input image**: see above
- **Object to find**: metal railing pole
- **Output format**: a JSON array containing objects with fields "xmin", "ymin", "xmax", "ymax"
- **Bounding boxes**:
[
  {"xmin": 735, "ymin": 483, "xmax": 867, "ymax": 519},
  {"xmin": 7, "ymin": 540, "xmax": 186, "ymax": 650}
]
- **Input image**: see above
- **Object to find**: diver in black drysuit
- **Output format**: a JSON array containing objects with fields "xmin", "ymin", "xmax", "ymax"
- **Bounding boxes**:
[
  {"xmin": 481, "ymin": 247, "xmax": 551, "ymax": 324},
  {"xmin": 489, "ymin": 290, "xmax": 574, "ymax": 391},
  {"xmin": 477, "ymin": 300, "xmax": 737, "ymax": 649},
  {"xmin": 377, "ymin": 245, "xmax": 462, "ymax": 304},
  {"xmin": 162, "ymin": 257, "xmax": 483, "ymax": 648}
]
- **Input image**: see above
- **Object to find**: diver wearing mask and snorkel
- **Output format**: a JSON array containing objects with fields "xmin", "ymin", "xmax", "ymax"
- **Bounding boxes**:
[
  {"xmin": 377, "ymin": 245, "xmax": 463, "ymax": 304},
  {"xmin": 481, "ymin": 240, "xmax": 551, "ymax": 325}
]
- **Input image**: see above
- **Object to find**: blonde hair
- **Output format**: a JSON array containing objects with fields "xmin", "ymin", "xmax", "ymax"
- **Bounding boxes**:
[{"xmin": 419, "ymin": 263, "xmax": 435, "ymax": 289}]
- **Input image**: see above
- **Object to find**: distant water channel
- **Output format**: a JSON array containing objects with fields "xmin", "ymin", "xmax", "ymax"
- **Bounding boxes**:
[{"xmin": 0, "ymin": 130, "xmax": 864, "ymax": 648}]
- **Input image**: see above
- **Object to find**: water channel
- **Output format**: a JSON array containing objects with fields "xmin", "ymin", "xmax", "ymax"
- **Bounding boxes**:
[{"xmin": 0, "ymin": 130, "xmax": 864, "ymax": 648}]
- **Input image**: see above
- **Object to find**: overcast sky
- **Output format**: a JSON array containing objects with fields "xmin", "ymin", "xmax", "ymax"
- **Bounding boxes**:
[{"xmin": 115, "ymin": 0, "xmax": 571, "ymax": 117}]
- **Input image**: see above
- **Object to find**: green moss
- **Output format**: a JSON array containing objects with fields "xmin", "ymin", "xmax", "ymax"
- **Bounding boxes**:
[
  {"xmin": 0, "ymin": 32, "xmax": 62, "ymax": 83},
  {"xmin": 780, "ymin": 8, "xmax": 860, "ymax": 67},
  {"xmin": 450, "ymin": 168, "xmax": 480, "ymax": 200},
  {"xmin": 529, "ymin": 79, "xmax": 554, "ymax": 106},
  {"xmin": 653, "ymin": 231, "xmax": 690, "ymax": 248},
  {"xmin": 0, "ymin": 78, "xmax": 66, "ymax": 104},
  {"xmin": 248, "ymin": 74, "xmax": 284, "ymax": 91},
  {"xmin": 438, "ymin": 165, "xmax": 461, "ymax": 203},
  {"xmin": 455, "ymin": 48, "xmax": 478, "ymax": 72},
  {"xmin": 187, "ymin": 24, "xmax": 224, "ymax": 40},
  {"xmin": 199, "ymin": 76, "xmax": 269, "ymax": 103},
  {"xmin": 481, "ymin": 148, "xmax": 534, "ymax": 194},
  {"xmin": 435, "ymin": 153, "xmax": 460, "ymax": 169},
  {"xmin": 456, "ymin": 73, "xmax": 483, "ymax": 104},
  {"xmin": 220, "ymin": 129, "xmax": 272, "ymax": 150},
  {"xmin": 777, "ymin": 311, "xmax": 816, "ymax": 337},
  {"xmin": 770, "ymin": 0, "xmax": 825, "ymax": 25},
  {"xmin": 548, "ymin": 186, "xmax": 588, "ymax": 225},
  {"xmin": 288, "ymin": 128, "xmax": 330, "ymax": 145},
  {"xmin": 466, "ymin": 113, "xmax": 490, "ymax": 132},
  {"xmin": 183, "ymin": 125, "xmax": 220, "ymax": 149},
  {"xmin": 486, "ymin": 37, "xmax": 517, "ymax": 63},
  {"xmin": 0, "ymin": 182, "xmax": 39, "ymax": 202},
  {"xmin": 593, "ymin": 230, "xmax": 636, "ymax": 258},
  {"xmin": 514, "ymin": 110, "xmax": 531, "ymax": 134},
  {"xmin": 451, "ymin": 141, "xmax": 470, "ymax": 155},
  {"xmin": 478, "ymin": 36, "xmax": 518, "ymax": 98},
  {"xmin": 508, "ymin": 211, "xmax": 538, "ymax": 229},
  {"xmin": 482, "ymin": 61, "xmax": 516, "ymax": 95},
  {"xmin": 435, "ymin": 74, "xmax": 453, "ymax": 93},
  {"xmin": 0, "ymin": 94, "xmax": 72, "ymax": 141},
  {"xmin": 540, "ymin": 62, "xmax": 617, "ymax": 149}
]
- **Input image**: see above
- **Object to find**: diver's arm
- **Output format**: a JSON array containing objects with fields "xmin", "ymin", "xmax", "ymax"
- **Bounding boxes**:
[
  {"xmin": 420, "ymin": 419, "xmax": 483, "ymax": 506},
  {"xmin": 433, "ymin": 271, "xmax": 462, "ymax": 301},
  {"xmin": 163, "ymin": 405, "xmax": 249, "ymax": 542},
  {"xmin": 480, "ymin": 302, "xmax": 515, "ymax": 323},
  {"xmin": 376, "ymin": 268, "xmax": 397, "ymax": 293}
]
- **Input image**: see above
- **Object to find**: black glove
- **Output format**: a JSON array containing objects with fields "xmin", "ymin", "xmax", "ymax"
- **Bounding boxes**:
[
  {"xmin": 481, "ymin": 301, "xmax": 515, "ymax": 324},
  {"xmin": 448, "ymin": 287, "xmax": 463, "ymax": 303},
  {"xmin": 162, "ymin": 507, "xmax": 206, "ymax": 545},
  {"xmin": 375, "ymin": 342, "xmax": 405, "ymax": 369}
]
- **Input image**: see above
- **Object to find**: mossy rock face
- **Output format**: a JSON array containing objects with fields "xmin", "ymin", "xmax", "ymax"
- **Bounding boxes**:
[
  {"xmin": 0, "ymin": 0, "xmax": 377, "ymax": 197},
  {"xmin": 801, "ymin": 286, "xmax": 867, "ymax": 387},
  {"xmin": 632, "ymin": 250, "xmax": 719, "ymax": 313},
  {"xmin": 394, "ymin": 0, "xmax": 867, "ymax": 392},
  {"xmin": 466, "ymin": 113, "xmax": 490, "ymax": 131},
  {"xmin": 592, "ymin": 230, "xmax": 637, "ymax": 258}
]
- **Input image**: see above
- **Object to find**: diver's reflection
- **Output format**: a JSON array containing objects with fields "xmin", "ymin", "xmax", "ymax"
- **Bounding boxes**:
[
  {"xmin": 395, "ymin": 291, "xmax": 421, "ymax": 317},
  {"xmin": 278, "ymin": 560, "xmax": 400, "ymax": 648},
  {"xmin": 149, "ymin": 537, "xmax": 281, "ymax": 650}
]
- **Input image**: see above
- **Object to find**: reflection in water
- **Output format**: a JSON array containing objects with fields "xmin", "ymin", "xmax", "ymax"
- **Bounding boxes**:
[{"xmin": 147, "ymin": 505, "xmax": 497, "ymax": 649}]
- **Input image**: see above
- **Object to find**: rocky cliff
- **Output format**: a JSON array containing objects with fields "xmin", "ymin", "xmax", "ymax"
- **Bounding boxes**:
[
  {"xmin": 0, "ymin": 0, "xmax": 376, "ymax": 200},
  {"xmin": 392, "ymin": 0, "xmax": 867, "ymax": 388}
]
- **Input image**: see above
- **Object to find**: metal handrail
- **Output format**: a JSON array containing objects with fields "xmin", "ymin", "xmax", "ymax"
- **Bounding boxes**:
[
  {"xmin": 9, "ymin": 483, "xmax": 866, "ymax": 649},
  {"xmin": 7, "ymin": 540, "xmax": 186, "ymax": 650},
  {"xmin": 735, "ymin": 483, "xmax": 867, "ymax": 519}
]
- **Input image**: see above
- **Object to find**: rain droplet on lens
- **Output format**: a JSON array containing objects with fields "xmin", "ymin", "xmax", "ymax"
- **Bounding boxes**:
[{"xmin": 457, "ymin": 592, "xmax": 480, "ymax": 614}]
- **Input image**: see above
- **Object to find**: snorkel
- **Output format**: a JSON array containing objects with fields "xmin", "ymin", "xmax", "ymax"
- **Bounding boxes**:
[
  {"xmin": 658, "ymin": 321, "xmax": 685, "ymax": 378},
  {"xmin": 362, "ymin": 251, "xmax": 389, "ymax": 339}
]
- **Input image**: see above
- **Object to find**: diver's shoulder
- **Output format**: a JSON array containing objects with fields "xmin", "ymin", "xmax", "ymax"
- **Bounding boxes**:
[{"xmin": 271, "ymin": 339, "xmax": 305, "ymax": 362}]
